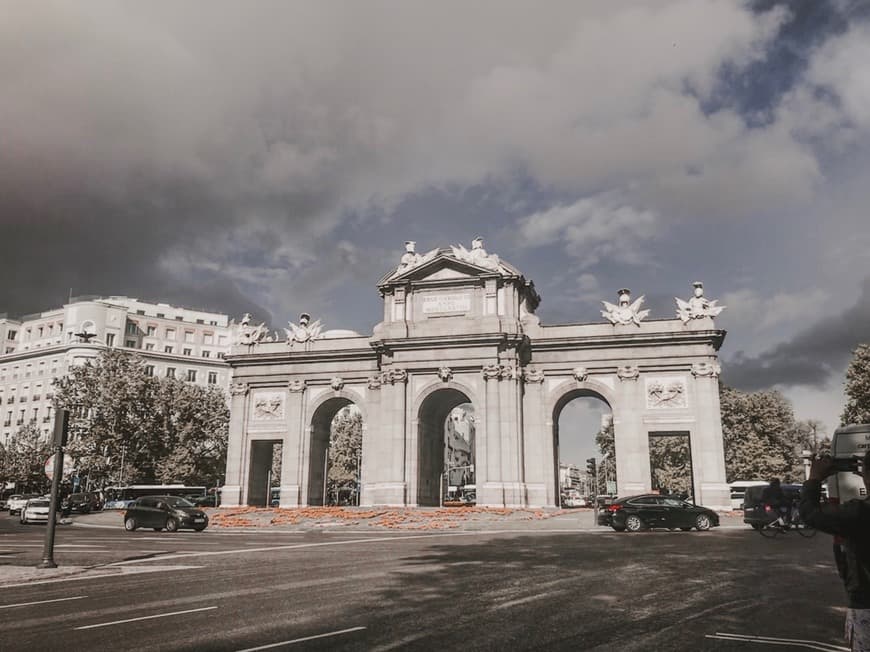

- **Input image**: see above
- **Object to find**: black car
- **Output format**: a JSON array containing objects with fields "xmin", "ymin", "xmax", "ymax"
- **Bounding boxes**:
[
  {"xmin": 603, "ymin": 494, "xmax": 719, "ymax": 532},
  {"xmin": 63, "ymin": 492, "xmax": 102, "ymax": 514},
  {"xmin": 743, "ymin": 483, "xmax": 802, "ymax": 530},
  {"xmin": 123, "ymin": 495, "xmax": 209, "ymax": 532}
]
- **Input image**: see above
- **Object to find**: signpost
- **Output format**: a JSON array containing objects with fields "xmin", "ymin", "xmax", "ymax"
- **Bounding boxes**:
[{"xmin": 39, "ymin": 409, "xmax": 70, "ymax": 569}]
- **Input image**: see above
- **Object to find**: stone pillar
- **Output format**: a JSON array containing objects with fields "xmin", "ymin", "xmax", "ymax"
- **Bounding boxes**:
[
  {"xmin": 222, "ymin": 382, "xmax": 249, "ymax": 507},
  {"xmin": 499, "ymin": 364, "xmax": 524, "ymax": 507},
  {"xmin": 691, "ymin": 362, "xmax": 730, "ymax": 509},
  {"xmin": 613, "ymin": 365, "xmax": 650, "ymax": 496},
  {"xmin": 279, "ymin": 380, "xmax": 307, "ymax": 507},
  {"xmin": 521, "ymin": 368, "xmax": 548, "ymax": 506},
  {"xmin": 368, "ymin": 369, "xmax": 407, "ymax": 505},
  {"xmin": 360, "ymin": 375, "xmax": 382, "ymax": 506},
  {"xmin": 480, "ymin": 364, "xmax": 503, "ymax": 506}
]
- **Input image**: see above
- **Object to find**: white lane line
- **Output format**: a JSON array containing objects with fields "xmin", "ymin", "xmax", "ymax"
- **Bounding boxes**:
[
  {"xmin": 1, "ymin": 595, "xmax": 88, "ymax": 609},
  {"xmin": 705, "ymin": 633, "xmax": 849, "ymax": 651},
  {"xmin": 74, "ymin": 605, "xmax": 217, "ymax": 630},
  {"xmin": 236, "ymin": 627, "xmax": 366, "ymax": 651},
  {"xmin": 107, "ymin": 530, "xmax": 493, "ymax": 565}
]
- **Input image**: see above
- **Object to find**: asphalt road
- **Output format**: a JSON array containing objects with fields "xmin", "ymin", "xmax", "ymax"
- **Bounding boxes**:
[{"xmin": 0, "ymin": 514, "xmax": 851, "ymax": 651}]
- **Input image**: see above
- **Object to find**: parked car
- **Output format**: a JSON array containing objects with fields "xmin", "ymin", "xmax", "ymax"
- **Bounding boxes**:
[
  {"xmin": 602, "ymin": 494, "xmax": 720, "ymax": 532},
  {"xmin": 192, "ymin": 494, "xmax": 219, "ymax": 508},
  {"xmin": 20, "ymin": 498, "xmax": 56, "ymax": 524},
  {"xmin": 63, "ymin": 492, "xmax": 103, "ymax": 514},
  {"xmin": 561, "ymin": 495, "xmax": 587, "ymax": 508},
  {"xmin": 7, "ymin": 494, "xmax": 40, "ymax": 516},
  {"xmin": 123, "ymin": 495, "xmax": 209, "ymax": 532},
  {"xmin": 742, "ymin": 483, "xmax": 803, "ymax": 530}
]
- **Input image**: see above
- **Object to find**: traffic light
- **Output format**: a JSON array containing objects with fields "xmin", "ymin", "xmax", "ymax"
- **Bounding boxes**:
[{"xmin": 586, "ymin": 457, "xmax": 597, "ymax": 477}]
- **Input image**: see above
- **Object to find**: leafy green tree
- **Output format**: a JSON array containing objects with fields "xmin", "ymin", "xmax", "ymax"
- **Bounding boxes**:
[
  {"xmin": 327, "ymin": 406, "xmax": 362, "ymax": 504},
  {"xmin": 53, "ymin": 349, "xmax": 228, "ymax": 488},
  {"xmin": 595, "ymin": 420, "xmax": 616, "ymax": 494},
  {"xmin": 648, "ymin": 435, "xmax": 692, "ymax": 497},
  {"xmin": 0, "ymin": 422, "xmax": 53, "ymax": 493},
  {"xmin": 720, "ymin": 384, "xmax": 801, "ymax": 482},
  {"xmin": 842, "ymin": 343, "xmax": 870, "ymax": 425}
]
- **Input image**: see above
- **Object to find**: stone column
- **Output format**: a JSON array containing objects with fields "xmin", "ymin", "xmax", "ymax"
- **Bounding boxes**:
[
  {"xmin": 222, "ymin": 382, "xmax": 249, "ymax": 507},
  {"xmin": 691, "ymin": 362, "xmax": 730, "ymax": 509},
  {"xmin": 613, "ymin": 365, "xmax": 649, "ymax": 496},
  {"xmin": 360, "ymin": 375, "xmax": 382, "ymax": 506},
  {"xmin": 499, "ymin": 364, "xmax": 524, "ymax": 507},
  {"xmin": 521, "ymin": 368, "xmax": 548, "ymax": 506},
  {"xmin": 279, "ymin": 380, "xmax": 306, "ymax": 507},
  {"xmin": 369, "ymin": 369, "xmax": 407, "ymax": 505},
  {"xmin": 480, "ymin": 364, "xmax": 503, "ymax": 506}
]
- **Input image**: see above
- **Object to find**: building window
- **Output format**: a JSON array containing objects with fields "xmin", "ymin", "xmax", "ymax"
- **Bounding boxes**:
[
  {"xmin": 32, "ymin": 407, "xmax": 38, "ymax": 421},
  {"xmin": 147, "ymin": 325, "xmax": 156, "ymax": 336},
  {"xmin": 106, "ymin": 333, "xmax": 115, "ymax": 347},
  {"xmin": 136, "ymin": 310, "xmax": 145, "ymax": 315},
  {"xmin": 201, "ymin": 350, "xmax": 210, "ymax": 358},
  {"xmin": 145, "ymin": 343, "xmax": 154, "ymax": 351},
  {"xmin": 126, "ymin": 340, "xmax": 137, "ymax": 348},
  {"xmin": 38, "ymin": 327, "xmax": 44, "ymax": 337},
  {"xmin": 183, "ymin": 348, "xmax": 192, "ymax": 356},
  {"xmin": 187, "ymin": 369, "xmax": 197, "ymax": 382},
  {"xmin": 145, "ymin": 365, "xmax": 155, "ymax": 377},
  {"xmin": 7, "ymin": 330, "xmax": 16, "ymax": 340},
  {"xmin": 164, "ymin": 345, "xmax": 173, "ymax": 354},
  {"xmin": 166, "ymin": 328, "xmax": 176, "ymax": 340},
  {"xmin": 126, "ymin": 322, "xmax": 138, "ymax": 335},
  {"xmin": 157, "ymin": 313, "xmax": 165, "ymax": 319},
  {"xmin": 184, "ymin": 331, "xmax": 194, "ymax": 343},
  {"xmin": 166, "ymin": 367, "xmax": 176, "ymax": 378},
  {"xmin": 203, "ymin": 333, "xmax": 214, "ymax": 345},
  {"xmin": 208, "ymin": 371, "xmax": 218, "ymax": 385},
  {"xmin": 217, "ymin": 352, "xmax": 225, "ymax": 359}
]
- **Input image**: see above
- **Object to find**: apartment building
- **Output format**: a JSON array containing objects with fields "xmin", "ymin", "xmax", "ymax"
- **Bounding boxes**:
[{"xmin": 0, "ymin": 296, "xmax": 233, "ymax": 444}]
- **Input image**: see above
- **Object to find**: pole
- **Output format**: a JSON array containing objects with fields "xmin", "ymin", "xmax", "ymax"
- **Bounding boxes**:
[
  {"xmin": 322, "ymin": 447, "xmax": 329, "ymax": 507},
  {"xmin": 39, "ymin": 409, "xmax": 69, "ymax": 569}
]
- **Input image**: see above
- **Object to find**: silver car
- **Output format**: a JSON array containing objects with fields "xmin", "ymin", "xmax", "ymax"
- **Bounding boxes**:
[{"xmin": 20, "ymin": 498, "xmax": 56, "ymax": 524}]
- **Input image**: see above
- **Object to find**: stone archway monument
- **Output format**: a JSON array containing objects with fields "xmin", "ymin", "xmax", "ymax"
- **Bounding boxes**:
[{"xmin": 222, "ymin": 239, "xmax": 730, "ymax": 510}]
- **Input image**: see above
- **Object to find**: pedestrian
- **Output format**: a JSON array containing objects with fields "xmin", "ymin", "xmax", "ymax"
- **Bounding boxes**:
[
  {"xmin": 800, "ymin": 452, "xmax": 870, "ymax": 651},
  {"xmin": 762, "ymin": 478, "xmax": 787, "ymax": 525}
]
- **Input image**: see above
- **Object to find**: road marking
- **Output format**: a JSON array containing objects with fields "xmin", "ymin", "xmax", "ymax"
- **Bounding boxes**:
[
  {"xmin": 74, "ymin": 605, "xmax": 217, "ymax": 630},
  {"xmin": 0, "ymin": 595, "xmax": 88, "ymax": 609},
  {"xmin": 705, "ymin": 632, "xmax": 849, "ymax": 651},
  {"xmin": 236, "ymin": 627, "xmax": 366, "ymax": 650}
]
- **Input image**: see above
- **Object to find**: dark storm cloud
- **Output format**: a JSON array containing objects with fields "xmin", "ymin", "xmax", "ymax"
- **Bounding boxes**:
[{"xmin": 722, "ymin": 277, "xmax": 870, "ymax": 390}]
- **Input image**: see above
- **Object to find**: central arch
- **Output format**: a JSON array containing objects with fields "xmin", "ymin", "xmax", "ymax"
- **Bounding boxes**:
[
  {"xmin": 417, "ymin": 387, "xmax": 473, "ymax": 506},
  {"xmin": 552, "ymin": 387, "xmax": 613, "ymax": 506}
]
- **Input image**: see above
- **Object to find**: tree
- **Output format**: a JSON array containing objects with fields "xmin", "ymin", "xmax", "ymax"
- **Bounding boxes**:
[
  {"xmin": 0, "ymin": 422, "xmax": 53, "ymax": 493},
  {"xmin": 595, "ymin": 419, "xmax": 616, "ymax": 494},
  {"xmin": 842, "ymin": 343, "xmax": 870, "ymax": 425},
  {"xmin": 720, "ymin": 384, "xmax": 803, "ymax": 482},
  {"xmin": 53, "ymin": 349, "xmax": 229, "ymax": 488},
  {"xmin": 327, "ymin": 406, "xmax": 362, "ymax": 504},
  {"xmin": 648, "ymin": 434, "xmax": 692, "ymax": 497}
]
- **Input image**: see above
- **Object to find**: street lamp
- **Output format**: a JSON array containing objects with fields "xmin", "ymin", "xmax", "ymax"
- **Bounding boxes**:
[{"xmin": 39, "ymin": 409, "xmax": 70, "ymax": 569}]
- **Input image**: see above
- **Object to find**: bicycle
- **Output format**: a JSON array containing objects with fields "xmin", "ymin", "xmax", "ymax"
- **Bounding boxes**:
[{"xmin": 757, "ymin": 504, "xmax": 816, "ymax": 538}]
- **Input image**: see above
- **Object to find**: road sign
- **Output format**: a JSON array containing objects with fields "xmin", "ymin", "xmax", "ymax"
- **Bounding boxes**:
[
  {"xmin": 606, "ymin": 481, "xmax": 617, "ymax": 494},
  {"xmin": 44, "ymin": 455, "xmax": 74, "ymax": 481}
]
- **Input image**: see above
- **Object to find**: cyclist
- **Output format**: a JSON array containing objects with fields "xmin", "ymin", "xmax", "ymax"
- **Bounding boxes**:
[{"xmin": 761, "ymin": 478, "xmax": 789, "ymax": 527}]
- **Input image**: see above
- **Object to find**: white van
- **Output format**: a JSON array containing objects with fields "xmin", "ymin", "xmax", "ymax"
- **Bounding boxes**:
[
  {"xmin": 729, "ymin": 481, "xmax": 767, "ymax": 510},
  {"xmin": 827, "ymin": 423, "xmax": 870, "ymax": 503}
]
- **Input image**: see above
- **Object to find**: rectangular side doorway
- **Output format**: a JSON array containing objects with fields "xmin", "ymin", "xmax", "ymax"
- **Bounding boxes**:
[
  {"xmin": 247, "ymin": 440, "xmax": 281, "ymax": 507},
  {"xmin": 647, "ymin": 431, "xmax": 694, "ymax": 501}
]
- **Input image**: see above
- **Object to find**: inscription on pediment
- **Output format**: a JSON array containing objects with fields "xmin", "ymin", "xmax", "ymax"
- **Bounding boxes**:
[{"xmin": 422, "ymin": 292, "xmax": 471, "ymax": 314}]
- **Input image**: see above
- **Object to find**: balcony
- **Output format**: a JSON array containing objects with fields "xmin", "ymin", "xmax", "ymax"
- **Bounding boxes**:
[{"xmin": 15, "ymin": 419, "xmax": 23, "ymax": 425}]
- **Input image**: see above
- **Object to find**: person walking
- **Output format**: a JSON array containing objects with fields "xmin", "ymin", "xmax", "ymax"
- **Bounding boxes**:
[{"xmin": 800, "ymin": 452, "xmax": 870, "ymax": 651}]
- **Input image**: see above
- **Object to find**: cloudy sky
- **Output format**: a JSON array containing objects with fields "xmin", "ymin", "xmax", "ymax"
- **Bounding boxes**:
[{"xmin": 2, "ymin": 1, "xmax": 869, "ymax": 465}]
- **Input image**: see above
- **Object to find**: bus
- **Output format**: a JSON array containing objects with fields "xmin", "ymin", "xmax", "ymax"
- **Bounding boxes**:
[{"xmin": 103, "ymin": 485, "xmax": 207, "ymax": 509}]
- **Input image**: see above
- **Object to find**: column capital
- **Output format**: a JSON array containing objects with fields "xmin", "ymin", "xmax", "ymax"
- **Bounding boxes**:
[
  {"xmin": 230, "ymin": 382, "xmax": 249, "ymax": 396},
  {"xmin": 287, "ymin": 379, "xmax": 306, "ymax": 392}
]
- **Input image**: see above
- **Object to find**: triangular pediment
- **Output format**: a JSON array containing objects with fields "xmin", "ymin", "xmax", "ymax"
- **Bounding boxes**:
[{"xmin": 379, "ymin": 250, "xmax": 504, "ymax": 286}]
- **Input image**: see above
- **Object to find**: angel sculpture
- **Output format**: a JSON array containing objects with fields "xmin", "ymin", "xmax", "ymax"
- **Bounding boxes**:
[
  {"xmin": 601, "ymin": 289, "xmax": 650, "ymax": 326},
  {"xmin": 233, "ymin": 313, "xmax": 269, "ymax": 345},
  {"xmin": 284, "ymin": 312, "xmax": 323, "ymax": 345},
  {"xmin": 450, "ymin": 237, "xmax": 502, "ymax": 272},
  {"xmin": 675, "ymin": 282, "xmax": 725, "ymax": 323}
]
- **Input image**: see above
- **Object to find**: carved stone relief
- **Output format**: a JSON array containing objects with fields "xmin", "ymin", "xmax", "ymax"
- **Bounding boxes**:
[
  {"xmin": 437, "ymin": 366, "xmax": 453, "ymax": 382},
  {"xmin": 367, "ymin": 375, "xmax": 383, "ymax": 390},
  {"xmin": 616, "ymin": 364, "xmax": 640, "ymax": 381},
  {"xmin": 645, "ymin": 377, "xmax": 688, "ymax": 409},
  {"xmin": 691, "ymin": 361, "xmax": 721, "ymax": 378},
  {"xmin": 230, "ymin": 382, "xmax": 249, "ymax": 396},
  {"xmin": 601, "ymin": 289, "xmax": 650, "ymax": 326},
  {"xmin": 523, "ymin": 367, "xmax": 545, "ymax": 383},
  {"xmin": 675, "ymin": 282, "xmax": 725, "ymax": 323},
  {"xmin": 572, "ymin": 366, "xmax": 588, "ymax": 382},
  {"xmin": 330, "ymin": 377, "xmax": 345, "ymax": 391},
  {"xmin": 287, "ymin": 379, "xmax": 306, "ymax": 393},
  {"xmin": 252, "ymin": 391, "xmax": 285, "ymax": 420},
  {"xmin": 381, "ymin": 368, "xmax": 408, "ymax": 384}
]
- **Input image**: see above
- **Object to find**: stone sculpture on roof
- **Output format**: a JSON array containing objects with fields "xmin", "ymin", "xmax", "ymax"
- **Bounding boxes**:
[
  {"xmin": 601, "ymin": 289, "xmax": 650, "ymax": 326},
  {"xmin": 233, "ymin": 313, "xmax": 270, "ymax": 345},
  {"xmin": 675, "ymin": 282, "xmax": 725, "ymax": 323},
  {"xmin": 284, "ymin": 312, "xmax": 323, "ymax": 345},
  {"xmin": 451, "ymin": 236, "xmax": 503, "ymax": 273}
]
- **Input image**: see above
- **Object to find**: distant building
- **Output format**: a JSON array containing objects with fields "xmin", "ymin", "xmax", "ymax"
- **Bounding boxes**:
[
  {"xmin": 559, "ymin": 463, "xmax": 584, "ymax": 491},
  {"xmin": 444, "ymin": 405, "xmax": 475, "ymax": 486},
  {"xmin": 0, "ymin": 296, "xmax": 232, "ymax": 444}
]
